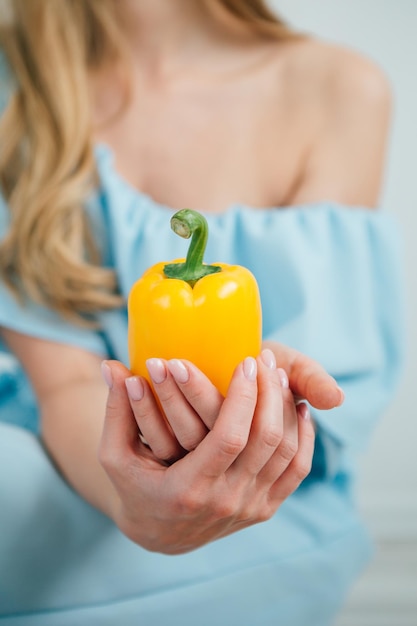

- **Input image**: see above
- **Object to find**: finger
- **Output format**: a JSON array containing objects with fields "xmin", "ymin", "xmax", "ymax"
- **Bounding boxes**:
[
  {"xmin": 167, "ymin": 359, "xmax": 223, "ymax": 430},
  {"xmin": 146, "ymin": 358, "xmax": 209, "ymax": 451},
  {"xmin": 269, "ymin": 402, "xmax": 315, "ymax": 504},
  {"xmin": 99, "ymin": 360, "xmax": 139, "ymax": 466},
  {"xmin": 125, "ymin": 373, "xmax": 184, "ymax": 462},
  {"xmin": 189, "ymin": 357, "xmax": 258, "ymax": 478},
  {"xmin": 262, "ymin": 341, "xmax": 344, "ymax": 409},
  {"xmin": 256, "ymin": 372, "xmax": 300, "ymax": 485},
  {"xmin": 231, "ymin": 350, "xmax": 284, "ymax": 476}
]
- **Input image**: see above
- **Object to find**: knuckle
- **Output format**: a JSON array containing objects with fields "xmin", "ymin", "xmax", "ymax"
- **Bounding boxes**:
[
  {"xmin": 179, "ymin": 431, "xmax": 204, "ymax": 452},
  {"xmin": 175, "ymin": 486, "xmax": 205, "ymax": 516},
  {"xmin": 105, "ymin": 399, "xmax": 119, "ymax": 417},
  {"xmin": 98, "ymin": 445, "xmax": 122, "ymax": 476},
  {"xmin": 292, "ymin": 454, "xmax": 313, "ymax": 482},
  {"xmin": 156, "ymin": 385, "xmax": 177, "ymax": 406},
  {"xmin": 152, "ymin": 441, "xmax": 181, "ymax": 463},
  {"xmin": 239, "ymin": 501, "xmax": 256, "ymax": 523},
  {"xmin": 184, "ymin": 384, "xmax": 206, "ymax": 406},
  {"xmin": 97, "ymin": 446, "xmax": 110, "ymax": 470},
  {"xmin": 303, "ymin": 423, "xmax": 316, "ymax": 446},
  {"xmin": 213, "ymin": 498, "xmax": 237, "ymax": 520},
  {"xmin": 268, "ymin": 375, "xmax": 283, "ymax": 395},
  {"xmin": 242, "ymin": 499, "xmax": 273, "ymax": 524},
  {"xmin": 218, "ymin": 431, "xmax": 247, "ymax": 457},
  {"xmin": 238, "ymin": 387, "xmax": 256, "ymax": 408},
  {"xmin": 176, "ymin": 485, "xmax": 240, "ymax": 521},
  {"xmin": 257, "ymin": 505, "xmax": 275, "ymax": 524},
  {"xmin": 279, "ymin": 436, "xmax": 298, "ymax": 462},
  {"xmin": 261, "ymin": 425, "xmax": 283, "ymax": 450}
]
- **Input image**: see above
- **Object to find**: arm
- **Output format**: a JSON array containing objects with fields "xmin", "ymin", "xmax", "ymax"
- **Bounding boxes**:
[
  {"xmin": 2, "ymin": 329, "xmax": 118, "ymax": 517},
  {"xmin": 2, "ymin": 328, "xmax": 340, "ymax": 553}
]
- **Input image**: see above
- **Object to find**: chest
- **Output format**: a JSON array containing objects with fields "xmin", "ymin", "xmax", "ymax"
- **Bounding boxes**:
[{"xmin": 93, "ymin": 67, "xmax": 313, "ymax": 212}]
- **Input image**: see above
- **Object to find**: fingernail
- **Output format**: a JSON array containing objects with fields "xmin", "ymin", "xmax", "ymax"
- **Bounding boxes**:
[
  {"xmin": 125, "ymin": 376, "xmax": 144, "ymax": 401},
  {"xmin": 337, "ymin": 386, "xmax": 345, "ymax": 406},
  {"xmin": 243, "ymin": 356, "xmax": 257, "ymax": 381},
  {"xmin": 277, "ymin": 367, "xmax": 289, "ymax": 389},
  {"xmin": 101, "ymin": 361, "xmax": 113, "ymax": 389},
  {"xmin": 146, "ymin": 358, "xmax": 166, "ymax": 384},
  {"xmin": 261, "ymin": 348, "xmax": 276, "ymax": 369},
  {"xmin": 167, "ymin": 359, "xmax": 189, "ymax": 384},
  {"xmin": 297, "ymin": 402, "xmax": 310, "ymax": 421}
]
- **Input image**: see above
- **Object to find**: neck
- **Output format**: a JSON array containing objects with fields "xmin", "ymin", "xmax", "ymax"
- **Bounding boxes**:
[{"xmin": 119, "ymin": 0, "xmax": 221, "ymax": 74}]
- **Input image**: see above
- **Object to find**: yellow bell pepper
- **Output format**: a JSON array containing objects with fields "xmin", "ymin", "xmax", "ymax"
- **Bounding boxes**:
[{"xmin": 128, "ymin": 209, "xmax": 262, "ymax": 396}]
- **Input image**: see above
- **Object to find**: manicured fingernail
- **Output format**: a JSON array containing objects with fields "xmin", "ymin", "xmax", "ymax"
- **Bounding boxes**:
[
  {"xmin": 146, "ymin": 358, "xmax": 166, "ymax": 384},
  {"xmin": 277, "ymin": 367, "xmax": 289, "ymax": 389},
  {"xmin": 167, "ymin": 359, "xmax": 189, "ymax": 384},
  {"xmin": 337, "ymin": 386, "xmax": 345, "ymax": 405},
  {"xmin": 125, "ymin": 376, "xmax": 144, "ymax": 401},
  {"xmin": 243, "ymin": 356, "xmax": 257, "ymax": 381},
  {"xmin": 261, "ymin": 348, "xmax": 276, "ymax": 369},
  {"xmin": 297, "ymin": 402, "xmax": 310, "ymax": 421},
  {"xmin": 101, "ymin": 361, "xmax": 113, "ymax": 389}
]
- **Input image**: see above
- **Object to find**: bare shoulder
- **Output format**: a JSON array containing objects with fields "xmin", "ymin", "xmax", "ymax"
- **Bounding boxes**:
[
  {"xmin": 281, "ymin": 37, "xmax": 392, "ymax": 114},
  {"xmin": 277, "ymin": 38, "xmax": 392, "ymax": 207},
  {"xmin": 317, "ymin": 40, "xmax": 390, "ymax": 109}
]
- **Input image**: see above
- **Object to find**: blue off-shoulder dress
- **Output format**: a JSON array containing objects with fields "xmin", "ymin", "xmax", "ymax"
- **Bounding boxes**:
[{"xmin": 0, "ymin": 64, "xmax": 405, "ymax": 626}]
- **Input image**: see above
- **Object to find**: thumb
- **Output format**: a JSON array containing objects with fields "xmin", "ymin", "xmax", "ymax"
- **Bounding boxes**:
[
  {"xmin": 100, "ymin": 360, "xmax": 138, "ymax": 461},
  {"xmin": 263, "ymin": 341, "xmax": 344, "ymax": 410}
]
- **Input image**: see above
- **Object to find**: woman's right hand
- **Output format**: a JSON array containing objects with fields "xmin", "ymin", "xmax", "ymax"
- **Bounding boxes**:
[{"xmin": 99, "ymin": 350, "xmax": 315, "ymax": 555}]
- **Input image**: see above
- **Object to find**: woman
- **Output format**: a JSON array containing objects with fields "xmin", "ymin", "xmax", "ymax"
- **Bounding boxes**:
[{"xmin": 0, "ymin": 1, "xmax": 404, "ymax": 624}]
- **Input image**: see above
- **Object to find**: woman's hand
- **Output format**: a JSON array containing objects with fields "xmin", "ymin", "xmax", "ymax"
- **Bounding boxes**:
[
  {"xmin": 122, "ymin": 340, "xmax": 343, "ymax": 464},
  {"xmin": 99, "ymin": 349, "xmax": 315, "ymax": 554}
]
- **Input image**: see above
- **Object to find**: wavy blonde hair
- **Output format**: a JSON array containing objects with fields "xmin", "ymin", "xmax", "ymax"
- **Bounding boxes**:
[{"xmin": 0, "ymin": 0, "xmax": 294, "ymax": 323}]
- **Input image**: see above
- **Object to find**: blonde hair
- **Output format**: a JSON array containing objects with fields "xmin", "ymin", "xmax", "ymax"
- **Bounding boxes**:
[{"xmin": 0, "ymin": 0, "xmax": 294, "ymax": 322}]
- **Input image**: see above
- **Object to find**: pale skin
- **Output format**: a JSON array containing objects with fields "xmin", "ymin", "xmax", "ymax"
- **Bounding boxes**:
[{"xmin": 1, "ymin": 0, "xmax": 391, "ymax": 554}]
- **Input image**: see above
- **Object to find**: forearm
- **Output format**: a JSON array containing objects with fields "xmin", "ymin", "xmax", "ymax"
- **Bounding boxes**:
[{"xmin": 40, "ymin": 379, "xmax": 119, "ymax": 520}]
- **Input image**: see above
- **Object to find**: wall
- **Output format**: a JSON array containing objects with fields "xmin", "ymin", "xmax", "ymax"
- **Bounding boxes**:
[{"xmin": 269, "ymin": 0, "xmax": 417, "ymax": 540}]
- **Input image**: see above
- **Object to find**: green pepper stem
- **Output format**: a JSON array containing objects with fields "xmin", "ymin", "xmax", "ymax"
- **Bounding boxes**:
[{"xmin": 163, "ymin": 209, "xmax": 221, "ymax": 287}]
